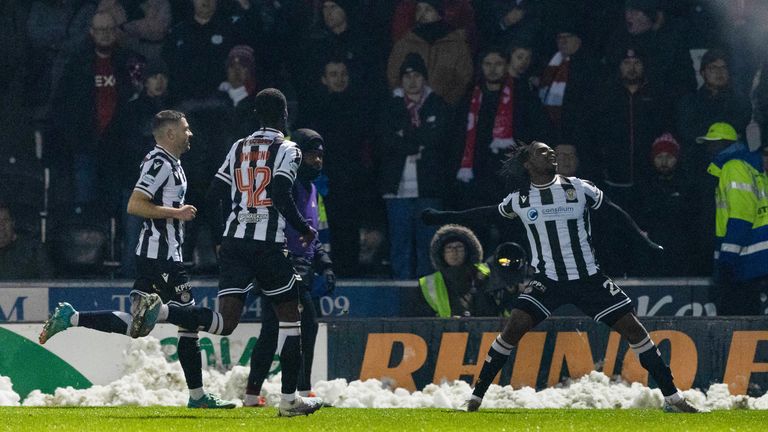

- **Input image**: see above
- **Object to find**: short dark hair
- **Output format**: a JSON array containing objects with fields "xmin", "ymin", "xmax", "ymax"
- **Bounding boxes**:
[
  {"xmin": 152, "ymin": 110, "xmax": 185, "ymax": 134},
  {"xmin": 479, "ymin": 45, "xmax": 509, "ymax": 63},
  {"xmin": 700, "ymin": 48, "xmax": 729, "ymax": 72},
  {"xmin": 254, "ymin": 88, "xmax": 287, "ymax": 126}
]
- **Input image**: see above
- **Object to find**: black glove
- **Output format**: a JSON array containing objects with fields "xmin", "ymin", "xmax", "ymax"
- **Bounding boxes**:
[
  {"xmin": 323, "ymin": 268, "xmax": 336, "ymax": 294},
  {"xmin": 421, "ymin": 208, "xmax": 447, "ymax": 226}
]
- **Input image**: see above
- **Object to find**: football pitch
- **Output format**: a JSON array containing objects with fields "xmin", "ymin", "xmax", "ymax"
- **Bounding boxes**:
[{"xmin": 2, "ymin": 407, "xmax": 766, "ymax": 432}]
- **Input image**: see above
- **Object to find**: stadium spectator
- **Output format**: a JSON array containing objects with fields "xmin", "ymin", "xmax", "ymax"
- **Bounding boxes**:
[
  {"xmin": 301, "ymin": 0, "xmax": 377, "ymax": 100},
  {"xmin": 456, "ymin": 46, "xmax": 546, "ymax": 207},
  {"xmin": 590, "ymin": 47, "xmax": 669, "ymax": 214},
  {"xmin": 296, "ymin": 58, "xmax": 379, "ymax": 277},
  {"xmin": 537, "ymin": 23, "xmax": 600, "ymax": 149},
  {"xmin": 377, "ymin": 53, "xmax": 451, "ymax": 279},
  {"xmin": 109, "ymin": 59, "xmax": 172, "ymax": 277},
  {"xmin": 0, "ymin": 202, "xmax": 52, "ymax": 280},
  {"xmin": 506, "ymin": 41, "xmax": 533, "ymax": 81},
  {"xmin": 422, "ymin": 141, "xmax": 702, "ymax": 413},
  {"xmin": 162, "ymin": 0, "xmax": 238, "ymax": 101},
  {"xmin": 677, "ymin": 48, "xmax": 752, "ymax": 178},
  {"xmin": 604, "ymin": 0, "xmax": 697, "ymax": 101},
  {"xmin": 96, "ymin": 0, "xmax": 171, "ymax": 61},
  {"xmin": 215, "ymin": 45, "xmax": 260, "ymax": 140},
  {"xmin": 699, "ymin": 122, "xmax": 768, "ymax": 315},
  {"xmin": 390, "ymin": 0, "xmax": 477, "ymax": 52},
  {"xmin": 387, "ymin": 0, "xmax": 473, "ymax": 106},
  {"xmin": 245, "ymin": 128, "xmax": 335, "ymax": 406},
  {"xmin": 636, "ymin": 133, "xmax": 701, "ymax": 276},
  {"xmin": 49, "ymin": 11, "xmax": 139, "ymax": 210},
  {"xmin": 475, "ymin": 0, "xmax": 541, "ymax": 50},
  {"xmin": 416, "ymin": 224, "xmax": 497, "ymax": 317},
  {"xmin": 553, "ymin": 143, "xmax": 580, "ymax": 177},
  {"xmin": 26, "ymin": 0, "xmax": 97, "ymax": 124}
]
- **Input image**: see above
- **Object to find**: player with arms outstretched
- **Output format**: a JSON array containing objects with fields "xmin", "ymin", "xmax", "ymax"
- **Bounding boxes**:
[
  {"xmin": 130, "ymin": 89, "xmax": 323, "ymax": 416},
  {"xmin": 422, "ymin": 141, "xmax": 703, "ymax": 413}
]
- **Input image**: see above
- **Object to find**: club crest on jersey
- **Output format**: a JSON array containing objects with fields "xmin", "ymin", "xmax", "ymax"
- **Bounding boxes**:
[
  {"xmin": 180, "ymin": 291, "xmax": 192, "ymax": 303},
  {"xmin": 565, "ymin": 188, "xmax": 577, "ymax": 201},
  {"xmin": 527, "ymin": 208, "xmax": 539, "ymax": 221}
]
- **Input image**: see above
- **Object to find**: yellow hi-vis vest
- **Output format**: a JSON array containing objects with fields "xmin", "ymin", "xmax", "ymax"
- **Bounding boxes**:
[{"xmin": 419, "ymin": 264, "xmax": 490, "ymax": 317}]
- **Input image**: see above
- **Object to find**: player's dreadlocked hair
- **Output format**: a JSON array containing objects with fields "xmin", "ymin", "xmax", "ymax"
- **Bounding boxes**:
[{"xmin": 498, "ymin": 140, "xmax": 532, "ymax": 191}]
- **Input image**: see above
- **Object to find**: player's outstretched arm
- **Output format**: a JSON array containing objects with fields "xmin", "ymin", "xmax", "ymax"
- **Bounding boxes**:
[
  {"xmin": 127, "ymin": 190, "xmax": 197, "ymax": 221},
  {"xmin": 421, "ymin": 205, "xmax": 510, "ymax": 226},
  {"xmin": 600, "ymin": 198, "xmax": 663, "ymax": 251}
]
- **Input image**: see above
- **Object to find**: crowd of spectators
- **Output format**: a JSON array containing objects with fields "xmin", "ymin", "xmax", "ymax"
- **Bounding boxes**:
[{"xmin": 2, "ymin": 0, "xmax": 768, "ymax": 281}]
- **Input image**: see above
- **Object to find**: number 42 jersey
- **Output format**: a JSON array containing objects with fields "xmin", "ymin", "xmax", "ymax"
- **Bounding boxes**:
[{"xmin": 214, "ymin": 127, "xmax": 302, "ymax": 243}]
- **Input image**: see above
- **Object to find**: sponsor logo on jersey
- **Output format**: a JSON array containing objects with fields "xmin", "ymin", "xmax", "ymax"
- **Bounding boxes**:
[
  {"xmin": 542, "ymin": 206, "xmax": 575, "ymax": 216},
  {"xmin": 527, "ymin": 208, "xmax": 538, "ymax": 221}
]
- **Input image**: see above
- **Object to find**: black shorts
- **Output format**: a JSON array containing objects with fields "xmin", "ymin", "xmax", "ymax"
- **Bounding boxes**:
[
  {"xmin": 217, "ymin": 237, "xmax": 300, "ymax": 304},
  {"xmin": 131, "ymin": 256, "xmax": 194, "ymax": 307},
  {"xmin": 512, "ymin": 273, "xmax": 633, "ymax": 326}
]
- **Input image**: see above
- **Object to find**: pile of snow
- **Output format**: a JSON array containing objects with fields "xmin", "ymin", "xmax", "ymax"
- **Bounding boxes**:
[
  {"xmin": 14, "ymin": 338, "xmax": 768, "ymax": 409},
  {"xmin": 0, "ymin": 375, "xmax": 20, "ymax": 406}
]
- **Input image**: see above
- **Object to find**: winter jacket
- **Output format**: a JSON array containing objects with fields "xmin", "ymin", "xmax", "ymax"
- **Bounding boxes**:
[
  {"xmin": 708, "ymin": 142, "xmax": 768, "ymax": 281},
  {"xmin": 377, "ymin": 89, "xmax": 450, "ymax": 198},
  {"xmin": 387, "ymin": 21, "xmax": 472, "ymax": 105},
  {"xmin": 417, "ymin": 224, "xmax": 497, "ymax": 317}
]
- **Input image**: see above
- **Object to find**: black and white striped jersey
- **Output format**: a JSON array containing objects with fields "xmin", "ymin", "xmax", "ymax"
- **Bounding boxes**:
[
  {"xmin": 133, "ymin": 146, "xmax": 187, "ymax": 261},
  {"xmin": 498, "ymin": 175, "xmax": 604, "ymax": 281},
  {"xmin": 214, "ymin": 128, "xmax": 301, "ymax": 243}
]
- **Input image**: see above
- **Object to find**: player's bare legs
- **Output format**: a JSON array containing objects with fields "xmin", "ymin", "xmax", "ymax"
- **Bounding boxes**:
[
  {"xmin": 467, "ymin": 309, "xmax": 535, "ymax": 410},
  {"xmin": 611, "ymin": 312, "xmax": 702, "ymax": 412}
]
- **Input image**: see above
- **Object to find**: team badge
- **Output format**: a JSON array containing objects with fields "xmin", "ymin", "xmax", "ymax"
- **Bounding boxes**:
[
  {"xmin": 566, "ymin": 189, "xmax": 577, "ymax": 201},
  {"xmin": 527, "ymin": 208, "xmax": 538, "ymax": 221},
  {"xmin": 180, "ymin": 291, "xmax": 191, "ymax": 303}
]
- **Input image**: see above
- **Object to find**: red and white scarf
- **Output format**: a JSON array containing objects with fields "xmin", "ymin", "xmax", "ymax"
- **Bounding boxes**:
[
  {"xmin": 460, "ymin": 80, "xmax": 515, "ymax": 169},
  {"xmin": 538, "ymin": 51, "xmax": 570, "ymax": 126}
]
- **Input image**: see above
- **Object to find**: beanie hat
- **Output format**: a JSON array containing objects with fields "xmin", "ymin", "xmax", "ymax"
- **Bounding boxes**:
[
  {"xmin": 226, "ymin": 45, "xmax": 257, "ymax": 93},
  {"xmin": 650, "ymin": 133, "xmax": 680, "ymax": 160},
  {"xmin": 399, "ymin": 52, "xmax": 429, "ymax": 80}
]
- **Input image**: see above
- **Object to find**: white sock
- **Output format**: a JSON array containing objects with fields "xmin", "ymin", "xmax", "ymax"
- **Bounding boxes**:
[
  {"xmin": 298, "ymin": 390, "xmax": 311, "ymax": 397},
  {"xmin": 189, "ymin": 387, "xmax": 205, "ymax": 400},
  {"xmin": 281, "ymin": 392, "xmax": 296, "ymax": 403},
  {"xmin": 70, "ymin": 312, "xmax": 79, "ymax": 326},
  {"xmin": 243, "ymin": 394, "xmax": 261, "ymax": 405},
  {"xmin": 664, "ymin": 391, "xmax": 683, "ymax": 404},
  {"xmin": 158, "ymin": 304, "xmax": 169, "ymax": 322}
]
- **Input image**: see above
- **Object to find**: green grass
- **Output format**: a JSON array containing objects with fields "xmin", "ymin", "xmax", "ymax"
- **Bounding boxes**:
[{"xmin": 1, "ymin": 407, "xmax": 766, "ymax": 432}]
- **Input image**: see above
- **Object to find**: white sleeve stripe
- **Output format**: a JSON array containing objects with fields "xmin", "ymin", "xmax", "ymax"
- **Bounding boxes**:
[
  {"xmin": 274, "ymin": 171, "xmax": 295, "ymax": 181},
  {"xmin": 592, "ymin": 190, "xmax": 604, "ymax": 209},
  {"xmin": 215, "ymin": 172, "xmax": 232, "ymax": 185},
  {"xmin": 134, "ymin": 186, "xmax": 153, "ymax": 198},
  {"xmin": 498, "ymin": 202, "xmax": 517, "ymax": 219}
]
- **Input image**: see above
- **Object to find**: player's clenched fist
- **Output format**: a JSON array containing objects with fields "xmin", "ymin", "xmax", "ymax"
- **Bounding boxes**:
[{"xmin": 176, "ymin": 205, "xmax": 197, "ymax": 221}]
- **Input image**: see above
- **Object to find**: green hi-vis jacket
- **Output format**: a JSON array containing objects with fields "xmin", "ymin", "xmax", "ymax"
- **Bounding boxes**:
[{"xmin": 418, "ymin": 264, "xmax": 490, "ymax": 317}]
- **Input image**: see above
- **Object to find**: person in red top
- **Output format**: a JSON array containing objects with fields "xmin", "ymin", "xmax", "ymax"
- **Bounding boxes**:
[{"xmin": 50, "ymin": 11, "xmax": 139, "ymax": 213}]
